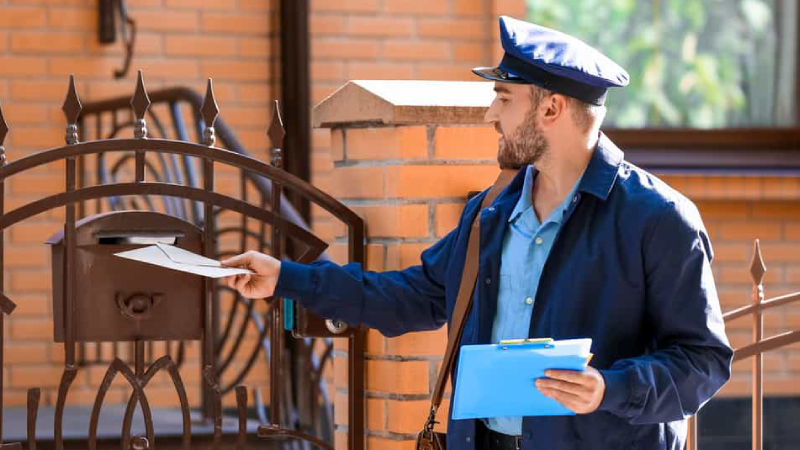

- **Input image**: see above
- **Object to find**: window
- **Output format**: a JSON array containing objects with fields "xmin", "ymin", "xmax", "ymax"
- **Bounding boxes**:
[{"xmin": 527, "ymin": 0, "xmax": 799, "ymax": 128}]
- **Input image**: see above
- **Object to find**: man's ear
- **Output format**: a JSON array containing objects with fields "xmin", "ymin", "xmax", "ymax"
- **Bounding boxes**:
[{"xmin": 541, "ymin": 94, "xmax": 567, "ymax": 126}]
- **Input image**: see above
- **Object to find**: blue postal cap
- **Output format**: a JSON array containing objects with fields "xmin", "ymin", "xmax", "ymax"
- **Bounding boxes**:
[{"xmin": 473, "ymin": 16, "xmax": 629, "ymax": 106}]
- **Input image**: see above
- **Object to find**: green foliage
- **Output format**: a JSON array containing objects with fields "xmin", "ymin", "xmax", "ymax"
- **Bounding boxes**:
[{"xmin": 526, "ymin": 0, "xmax": 777, "ymax": 128}]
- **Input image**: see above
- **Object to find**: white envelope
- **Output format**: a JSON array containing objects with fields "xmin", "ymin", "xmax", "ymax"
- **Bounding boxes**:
[{"xmin": 114, "ymin": 243, "xmax": 253, "ymax": 279}]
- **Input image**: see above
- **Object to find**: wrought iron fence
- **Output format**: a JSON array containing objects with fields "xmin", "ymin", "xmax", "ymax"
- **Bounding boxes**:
[
  {"xmin": 0, "ymin": 72, "xmax": 366, "ymax": 450},
  {"xmin": 687, "ymin": 239, "xmax": 800, "ymax": 450}
]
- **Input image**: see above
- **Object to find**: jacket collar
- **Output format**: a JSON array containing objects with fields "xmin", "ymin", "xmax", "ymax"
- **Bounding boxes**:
[{"xmin": 577, "ymin": 132, "xmax": 624, "ymax": 201}]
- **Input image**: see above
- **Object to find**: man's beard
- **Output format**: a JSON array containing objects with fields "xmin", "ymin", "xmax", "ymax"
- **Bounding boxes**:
[{"xmin": 497, "ymin": 106, "xmax": 549, "ymax": 170}]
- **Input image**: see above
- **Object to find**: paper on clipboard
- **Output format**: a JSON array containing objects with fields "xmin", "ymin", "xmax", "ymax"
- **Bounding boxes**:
[
  {"xmin": 114, "ymin": 243, "xmax": 253, "ymax": 279},
  {"xmin": 451, "ymin": 338, "xmax": 593, "ymax": 420}
]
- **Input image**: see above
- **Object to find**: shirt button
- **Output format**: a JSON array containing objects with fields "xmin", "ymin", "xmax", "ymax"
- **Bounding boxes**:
[
  {"xmin": 525, "ymin": 297, "xmax": 533, "ymax": 305},
  {"xmin": 466, "ymin": 437, "xmax": 471, "ymax": 442},
  {"xmin": 485, "ymin": 277, "xmax": 491, "ymax": 285},
  {"xmin": 487, "ymin": 206, "xmax": 495, "ymax": 212},
  {"xmin": 535, "ymin": 237, "xmax": 543, "ymax": 245},
  {"xmin": 572, "ymin": 195, "xmax": 579, "ymax": 203}
]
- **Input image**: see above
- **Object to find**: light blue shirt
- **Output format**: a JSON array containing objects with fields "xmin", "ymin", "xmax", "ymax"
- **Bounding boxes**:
[{"xmin": 484, "ymin": 164, "xmax": 583, "ymax": 436}]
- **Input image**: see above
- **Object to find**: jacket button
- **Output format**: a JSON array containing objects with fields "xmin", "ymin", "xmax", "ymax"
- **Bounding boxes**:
[
  {"xmin": 485, "ymin": 278, "xmax": 491, "ymax": 285},
  {"xmin": 488, "ymin": 206, "xmax": 495, "ymax": 212},
  {"xmin": 572, "ymin": 195, "xmax": 579, "ymax": 203},
  {"xmin": 466, "ymin": 437, "xmax": 471, "ymax": 442}
]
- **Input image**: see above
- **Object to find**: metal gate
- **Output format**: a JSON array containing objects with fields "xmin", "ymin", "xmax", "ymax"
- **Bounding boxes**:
[{"xmin": 0, "ymin": 72, "xmax": 365, "ymax": 450}]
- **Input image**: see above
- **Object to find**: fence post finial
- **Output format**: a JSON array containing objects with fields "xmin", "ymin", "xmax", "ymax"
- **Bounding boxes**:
[
  {"xmin": 201, "ymin": 78, "xmax": 219, "ymax": 147},
  {"xmin": 61, "ymin": 75, "xmax": 82, "ymax": 146},
  {"xmin": 750, "ymin": 239, "xmax": 766, "ymax": 286},
  {"xmin": 131, "ymin": 70, "xmax": 150, "ymax": 139},
  {"xmin": 268, "ymin": 100, "xmax": 285, "ymax": 169}
]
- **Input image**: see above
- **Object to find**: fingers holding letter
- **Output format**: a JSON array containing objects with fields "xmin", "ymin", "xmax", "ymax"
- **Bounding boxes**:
[{"xmin": 219, "ymin": 251, "xmax": 281, "ymax": 300}]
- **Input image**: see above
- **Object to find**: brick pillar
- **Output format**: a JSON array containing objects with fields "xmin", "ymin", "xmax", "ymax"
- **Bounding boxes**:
[{"xmin": 314, "ymin": 80, "xmax": 500, "ymax": 450}]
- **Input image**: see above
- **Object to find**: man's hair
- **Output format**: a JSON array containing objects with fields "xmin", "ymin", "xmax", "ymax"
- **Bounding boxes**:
[{"xmin": 529, "ymin": 86, "xmax": 606, "ymax": 134}]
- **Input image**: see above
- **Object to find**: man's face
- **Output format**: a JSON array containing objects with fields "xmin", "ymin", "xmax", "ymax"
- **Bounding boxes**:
[{"xmin": 485, "ymin": 82, "xmax": 549, "ymax": 169}]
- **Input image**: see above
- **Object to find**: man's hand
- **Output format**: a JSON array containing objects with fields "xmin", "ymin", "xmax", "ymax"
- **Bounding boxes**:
[
  {"xmin": 535, "ymin": 366, "xmax": 606, "ymax": 414},
  {"xmin": 220, "ymin": 251, "xmax": 281, "ymax": 299}
]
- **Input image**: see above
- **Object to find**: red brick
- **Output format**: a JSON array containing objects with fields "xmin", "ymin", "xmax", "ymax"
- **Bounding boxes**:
[
  {"xmin": 329, "ymin": 166, "xmax": 384, "ymax": 199},
  {"xmin": 0, "ymin": 56, "xmax": 47, "ymax": 77},
  {"xmin": 166, "ymin": 0, "xmax": 236, "ymax": 9},
  {"xmin": 367, "ymin": 398, "xmax": 387, "ymax": 431},
  {"xmin": 47, "ymin": 7, "xmax": 93, "ymax": 29},
  {"xmin": 417, "ymin": 19, "xmax": 484, "ymax": 40},
  {"xmin": 753, "ymin": 202, "xmax": 800, "ymax": 219},
  {"xmin": 367, "ymin": 328, "xmax": 386, "ymax": 355},
  {"xmin": 385, "ymin": 243, "xmax": 430, "ymax": 270},
  {"xmin": 6, "ymin": 294, "xmax": 48, "ymax": 317},
  {"xmin": 312, "ymin": 62, "xmax": 346, "ymax": 81},
  {"xmin": 695, "ymin": 201, "xmax": 748, "ymax": 220},
  {"xmin": 312, "ymin": 38, "xmax": 380, "ymax": 60},
  {"xmin": 435, "ymin": 126, "xmax": 499, "ymax": 159},
  {"xmin": 365, "ymin": 437, "xmax": 416, "ymax": 450},
  {"xmin": 352, "ymin": 204, "xmax": 429, "ymax": 238},
  {"xmin": 5, "ymin": 245, "xmax": 49, "ymax": 268},
  {"xmin": 386, "ymin": 164, "xmax": 498, "ymax": 199},
  {"xmin": 384, "ymin": 0, "xmax": 448, "ymax": 15},
  {"xmin": 417, "ymin": 63, "xmax": 477, "ymax": 81},
  {"xmin": 164, "ymin": 35, "xmax": 236, "ymax": 57},
  {"xmin": 201, "ymin": 60, "xmax": 270, "ymax": 81},
  {"xmin": 9, "ymin": 318, "xmax": 52, "ymax": 341},
  {"xmin": 386, "ymin": 327, "xmax": 446, "ymax": 356},
  {"xmin": 366, "ymin": 243, "xmax": 384, "ymax": 271},
  {"xmin": 9, "ymin": 270, "xmax": 51, "ymax": 293},
  {"xmin": 454, "ymin": 0, "xmax": 486, "ymax": 16},
  {"xmin": 239, "ymin": 0, "xmax": 276, "ymax": 10},
  {"xmin": 135, "ymin": 58, "xmax": 200, "ymax": 79},
  {"xmin": 201, "ymin": 12, "xmax": 270, "ymax": 34},
  {"xmin": 347, "ymin": 62, "xmax": 414, "ymax": 80},
  {"xmin": 366, "ymin": 359, "xmax": 429, "ymax": 394},
  {"xmin": 1, "ymin": 104, "xmax": 49, "ymax": 125},
  {"xmin": 453, "ymin": 42, "xmax": 486, "ymax": 62},
  {"xmin": 238, "ymin": 37, "xmax": 273, "ymax": 57},
  {"xmin": 10, "ymin": 366, "xmax": 85, "ymax": 389},
  {"xmin": 47, "ymin": 56, "xmax": 119, "ymax": 78},
  {"xmin": 711, "ymin": 243, "xmax": 752, "ymax": 264},
  {"xmin": 346, "ymin": 17, "xmax": 413, "ymax": 38},
  {"xmin": 435, "ymin": 203, "xmax": 464, "ymax": 237},
  {"xmin": 0, "ymin": 7, "xmax": 46, "ymax": 28},
  {"xmin": 10, "ymin": 31, "xmax": 84, "ymax": 53},
  {"xmin": 311, "ymin": 15, "xmax": 345, "ymax": 35},
  {"xmin": 8, "ymin": 126, "xmax": 62, "ymax": 148},
  {"xmin": 136, "ymin": 10, "xmax": 199, "ymax": 31},
  {"xmin": 381, "ymin": 40, "xmax": 451, "ymax": 61},
  {"xmin": 236, "ymin": 83, "xmax": 273, "ymax": 105},
  {"xmin": 718, "ymin": 221, "xmax": 782, "ymax": 242},
  {"xmin": 6, "ymin": 343, "xmax": 49, "ymax": 364},
  {"xmin": 346, "ymin": 126, "xmax": 428, "ymax": 160},
  {"xmin": 313, "ymin": 0, "xmax": 379, "ymax": 12}
]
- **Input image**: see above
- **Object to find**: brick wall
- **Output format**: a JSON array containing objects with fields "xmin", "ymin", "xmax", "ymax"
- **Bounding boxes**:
[{"xmin": 0, "ymin": 0, "xmax": 277, "ymax": 409}]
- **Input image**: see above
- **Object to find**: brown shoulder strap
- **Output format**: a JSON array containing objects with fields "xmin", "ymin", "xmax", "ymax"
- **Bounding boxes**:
[{"xmin": 425, "ymin": 168, "xmax": 517, "ymax": 428}]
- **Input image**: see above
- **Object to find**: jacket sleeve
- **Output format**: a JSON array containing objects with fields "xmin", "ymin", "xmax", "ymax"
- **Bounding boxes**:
[
  {"xmin": 273, "ymin": 227, "xmax": 459, "ymax": 337},
  {"xmin": 598, "ymin": 198, "xmax": 734, "ymax": 424}
]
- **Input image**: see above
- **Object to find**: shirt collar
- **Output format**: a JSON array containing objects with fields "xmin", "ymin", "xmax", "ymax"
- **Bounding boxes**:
[
  {"xmin": 507, "ymin": 165, "xmax": 584, "ymax": 224},
  {"xmin": 577, "ymin": 132, "xmax": 624, "ymax": 201}
]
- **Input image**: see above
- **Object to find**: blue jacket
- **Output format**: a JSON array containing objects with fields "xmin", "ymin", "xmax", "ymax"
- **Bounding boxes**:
[{"xmin": 275, "ymin": 134, "xmax": 733, "ymax": 450}]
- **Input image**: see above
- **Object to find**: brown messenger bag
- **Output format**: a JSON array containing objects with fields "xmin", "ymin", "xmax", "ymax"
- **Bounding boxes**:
[{"xmin": 415, "ymin": 169, "xmax": 517, "ymax": 450}]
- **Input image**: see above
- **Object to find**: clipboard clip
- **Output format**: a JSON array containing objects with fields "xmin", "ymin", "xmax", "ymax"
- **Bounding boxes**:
[{"xmin": 498, "ymin": 338, "xmax": 554, "ymax": 350}]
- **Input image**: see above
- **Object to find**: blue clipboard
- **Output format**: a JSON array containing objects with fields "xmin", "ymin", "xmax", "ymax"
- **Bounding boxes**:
[{"xmin": 451, "ymin": 338, "xmax": 592, "ymax": 420}]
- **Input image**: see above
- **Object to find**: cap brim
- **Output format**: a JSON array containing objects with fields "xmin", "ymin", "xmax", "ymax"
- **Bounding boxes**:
[{"xmin": 472, "ymin": 66, "xmax": 528, "ymax": 84}]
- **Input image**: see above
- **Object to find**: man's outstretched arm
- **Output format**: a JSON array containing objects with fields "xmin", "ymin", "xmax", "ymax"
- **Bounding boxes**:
[{"xmin": 222, "ymin": 228, "xmax": 459, "ymax": 337}]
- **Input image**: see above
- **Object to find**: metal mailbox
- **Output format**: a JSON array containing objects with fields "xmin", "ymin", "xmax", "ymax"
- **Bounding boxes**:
[{"xmin": 46, "ymin": 210, "xmax": 204, "ymax": 342}]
